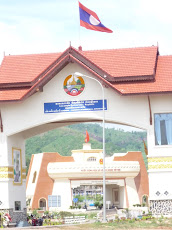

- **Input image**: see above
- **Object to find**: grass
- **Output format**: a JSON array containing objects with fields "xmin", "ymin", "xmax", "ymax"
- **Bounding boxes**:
[
  {"xmin": 58, "ymin": 217, "xmax": 172, "ymax": 229},
  {"xmin": 28, "ymin": 210, "xmax": 172, "ymax": 229}
]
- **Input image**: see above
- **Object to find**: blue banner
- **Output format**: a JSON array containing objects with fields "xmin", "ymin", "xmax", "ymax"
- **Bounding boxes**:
[{"xmin": 44, "ymin": 99, "xmax": 107, "ymax": 114}]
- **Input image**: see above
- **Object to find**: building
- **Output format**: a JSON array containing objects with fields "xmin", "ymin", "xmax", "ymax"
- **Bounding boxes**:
[
  {"xmin": 0, "ymin": 45, "xmax": 172, "ymax": 221},
  {"xmin": 26, "ymin": 141, "xmax": 148, "ymax": 211}
]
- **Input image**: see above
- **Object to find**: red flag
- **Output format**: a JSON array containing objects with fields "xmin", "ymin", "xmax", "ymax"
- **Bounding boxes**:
[
  {"xmin": 85, "ymin": 130, "xmax": 89, "ymax": 143},
  {"xmin": 79, "ymin": 2, "xmax": 113, "ymax": 33}
]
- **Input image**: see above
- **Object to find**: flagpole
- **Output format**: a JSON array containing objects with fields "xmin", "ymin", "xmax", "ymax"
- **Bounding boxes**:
[
  {"xmin": 78, "ymin": 0, "xmax": 81, "ymax": 47},
  {"xmin": 74, "ymin": 72, "xmax": 106, "ymax": 222}
]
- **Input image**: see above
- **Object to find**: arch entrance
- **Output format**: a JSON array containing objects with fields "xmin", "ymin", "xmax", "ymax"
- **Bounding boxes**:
[
  {"xmin": 0, "ymin": 45, "xmax": 172, "ymax": 220},
  {"xmin": 25, "ymin": 121, "xmax": 147, "ymax": 214}
]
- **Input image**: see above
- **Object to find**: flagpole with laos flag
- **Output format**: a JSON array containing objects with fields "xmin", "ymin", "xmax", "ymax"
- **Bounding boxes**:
[{"xmin": 78, "ymin": 1, "xmax": 113, "ymax": 33}]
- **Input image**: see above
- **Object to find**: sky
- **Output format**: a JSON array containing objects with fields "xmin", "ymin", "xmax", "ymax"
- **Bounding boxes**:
[
  {"xmin": 1, "ymin": 0, "xmax": 172, "ymax": 64},
  {"xmin": 1, "ymin": 0, "xmax": 171, "ymax": 132}
]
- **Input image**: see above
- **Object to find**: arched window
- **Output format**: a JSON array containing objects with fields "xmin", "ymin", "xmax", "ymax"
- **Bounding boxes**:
[
  {"xmin": 39, "ymin": 198, "xmax": 46, "ymax": 210},
  {"xmin": 87, "ymin": 157, "xmax": 96, "ymax": 162},
  {"xmin": 32, "ymin": 171, "xmax": 37, "ymax": 183}
]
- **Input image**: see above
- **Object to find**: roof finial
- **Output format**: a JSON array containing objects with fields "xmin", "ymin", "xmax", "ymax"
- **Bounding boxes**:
[
  {"xmin": 157, "ymin": 41, "xmax": 159, "ymax": 55},
  {"xmin": 78, "ymin": 46, "xmax": 82, "ymax": 51},
  {"xmin": 69, "ymin": 41, "xmax": 71, "ymax": 47}
]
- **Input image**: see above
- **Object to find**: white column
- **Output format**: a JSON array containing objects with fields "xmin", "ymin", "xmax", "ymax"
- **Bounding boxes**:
[
  {"xmin": 125, "ymin": 178, "xmax": 140, "ymax": 208},
  {"xmin": 0, "ymin": 133, "xmax": 26, "ymax": 211}
]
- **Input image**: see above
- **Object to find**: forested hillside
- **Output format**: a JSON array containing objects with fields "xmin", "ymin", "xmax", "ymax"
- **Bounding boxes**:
[{"xmin": 25, "ymin": 123, "xmax": 147, "ymax": 173}]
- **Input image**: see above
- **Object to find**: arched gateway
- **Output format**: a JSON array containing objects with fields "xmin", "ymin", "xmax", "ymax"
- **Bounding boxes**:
[{"xmin": 0, "ymin": 45, "xmax": 172, "ymax": 221}]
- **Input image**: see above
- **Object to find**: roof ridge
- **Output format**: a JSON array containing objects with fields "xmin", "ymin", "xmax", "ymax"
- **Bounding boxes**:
[
  {"xmin": 81, "ymin": 45, "xmax": 158, "ymax": 53},
  {"xmin": 3, "ymin": 52, "xmax": 62, "ymax": 58},
  {"xmin": 159, "ymin": 54, "xmax": 172, "ymax": 57}
]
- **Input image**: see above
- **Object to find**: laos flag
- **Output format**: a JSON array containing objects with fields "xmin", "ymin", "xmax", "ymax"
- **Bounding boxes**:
[{"xmin": 79, "ymin": 2, "xmax": 113, "ymax": 33}]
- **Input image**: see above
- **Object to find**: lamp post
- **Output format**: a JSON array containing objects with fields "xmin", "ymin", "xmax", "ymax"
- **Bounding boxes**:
[{"xmin": 74, "ymin": 72, "xmax": 106, "ymax": 222}]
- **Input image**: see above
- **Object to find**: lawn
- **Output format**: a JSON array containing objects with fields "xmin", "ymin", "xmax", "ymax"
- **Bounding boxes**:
[{"xmin": 57, "ymin": 217, "xmax": 172, "ymax": 229}]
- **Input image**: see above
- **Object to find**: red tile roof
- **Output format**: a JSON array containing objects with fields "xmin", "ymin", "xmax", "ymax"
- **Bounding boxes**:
[
  {"xmin": 0, "ymin": 53, "xmax": 61, "ymax": 84},
  {"xmin": 114, "ymin": 56, "xmax": 172, "ymax": 94},
  {"xmin": 82, "ymin": 46, "xmax": 158, "ymax": 79},
  {"xmin": 0, "ymin": 45, "xmax": 171, "ymax": 102},
  {"xmin": 0, "ymin": 89, "xmax": 28, "ymax": 101}
]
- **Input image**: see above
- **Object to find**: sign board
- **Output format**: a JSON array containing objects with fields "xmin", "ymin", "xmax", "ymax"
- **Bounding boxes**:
[
  {"xmin": 44, "ymin": 99, "xmax": 107, "ymax": 114},
  {"xmin": 73, "ymin": 198, "xmax": 78, "ymax": 203}
]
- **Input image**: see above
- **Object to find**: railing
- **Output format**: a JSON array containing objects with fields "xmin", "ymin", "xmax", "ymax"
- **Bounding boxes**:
[{"xmin": 64, "ymin": 216, "xmax": 86, "ymax": 224}]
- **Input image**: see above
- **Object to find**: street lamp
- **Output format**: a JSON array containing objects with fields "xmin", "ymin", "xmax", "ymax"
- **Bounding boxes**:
[{"xmin": 74, "ymin": 72, "xmax": 106, "ymax": 222}]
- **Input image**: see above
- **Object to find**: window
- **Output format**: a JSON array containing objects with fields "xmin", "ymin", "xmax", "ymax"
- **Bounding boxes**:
[
  {"xmin": 87, "ymin": 157, "xmax": 96, "ymax": 162},
  {"xmin": 39, "ymin": 198, "xmax": 46, "ymax": 210},
  {"xmin": 15, "ymin": 201, "xmax": 21, "ymax": 211},
  {"xmin": 32, "ymin": 171, "xmax": 37, "ymax": 183},
  {"xmin": 112, "ymin": 189, "xmax": 119, "ymax": 204},
  {"xmin": 48, "ymin": 195, "xmax": 61, "ymax": 207},
  {"xmin": 154, "ymin": 113, "xmax": 172, "ymax": 145}
]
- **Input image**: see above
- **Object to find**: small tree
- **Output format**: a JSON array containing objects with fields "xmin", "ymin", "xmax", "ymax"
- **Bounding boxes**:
[
  {"xmin": 94, "ymin": 201, "xmax": 99, "ymax": 208},
  {"xmin": 32, "ymin": 209, "xmax": 39, "ymax": 217}
]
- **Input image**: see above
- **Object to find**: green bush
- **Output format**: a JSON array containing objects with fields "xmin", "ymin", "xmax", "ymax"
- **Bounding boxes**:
[
  {"xmin": 73, "ymin": 195, "xmax": 85, "ymax": 202},
  {"xmin": 95, "ymin": 194, "xmax": 103, "ymax": 202},
  {"xmin": 59, "ymin": 211, "xmax": 73, "ymax": 219},
  {"xmin": 32, "ymin": 209, "xmax": 39, "ymax": 217},
  {"xmin": 94, "ymin": 201, "xmax": 100, "ymax": 208},
  {"xmin": 98, "ymin": 203, "xmax": 103, "ymax": 209},
  {"xmin": 44, "ymin": 210, "xmax": 49, "ymax": 215},
  {"xmin": 133, "ymin": 204, "xmax": 141, "ymax": 207}
]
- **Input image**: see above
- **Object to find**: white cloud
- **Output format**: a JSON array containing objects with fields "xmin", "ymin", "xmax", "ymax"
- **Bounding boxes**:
[{"xmin": 1, "ymin": 0, "xmax": 172, "ymax": 64}]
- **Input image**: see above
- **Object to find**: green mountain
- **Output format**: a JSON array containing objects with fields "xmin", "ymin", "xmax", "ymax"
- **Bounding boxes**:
[{"xmin": 25, "ymin": 123, "xmax": 147, "ymax": 173}]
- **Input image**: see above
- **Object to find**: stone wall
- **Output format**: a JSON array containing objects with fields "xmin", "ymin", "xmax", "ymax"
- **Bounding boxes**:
[
  {"xmin": 150, "ymin": 200, "xmax": 172, "ymax": 215},
  {"xmin": 7, "ymin": 208, "xmax": 27, "ymax": 223}
]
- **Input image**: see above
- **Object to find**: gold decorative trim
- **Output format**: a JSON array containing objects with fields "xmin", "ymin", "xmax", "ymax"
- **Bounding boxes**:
[
  {"xmin": 0, "ymin": 174, "xmax": 14, "ymax": 179},
  {"xmin": 148, "ymin": 164, "xmax": 172, "ymax": 170},
  {"xmin": 148, "ymin": 157, "xmax": 172, "ymax": 163},
  {"xmin": 0, "ymin": 167, "xmax": 13, "ymax": 172},
  {"xmin": 22, "ymin": 175, "xmax": 26, "ymax": 179},
  {"xmin": 8, "ymin": 174, "xmax": 14, "ymax": 179},
  {"xmin": 22, "ymin": 168, "xmax": 26, "ymax": 173},
  {"xmin": 0, "ymin": 166, "xmax": 26, "ymax": 180}
]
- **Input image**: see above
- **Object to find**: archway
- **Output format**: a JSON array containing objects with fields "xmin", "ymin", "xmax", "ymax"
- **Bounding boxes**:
[
  {"xmin": 26, "ymin": 121, "xmax": 148, "ymax": 212},
  {"xmin": 0, "ymin": 45, "xmax": 171, "ymax": 221}
]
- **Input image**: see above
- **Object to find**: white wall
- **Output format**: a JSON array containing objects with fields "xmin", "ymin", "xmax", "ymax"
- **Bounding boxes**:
[
  {"xmin": 0, "ymin": 133, "xmax": 8, "ymax": 166},
  {"xmin": 0, "ymin": 133, "xmax": 26, "ymax": 210},
  {"xmin": 0, "ymin": 63, "xmax": 150, "ymax": 137},
  {"xmin": 125, "ymin": 178, "xmax": 140, "ymax": 207},
  {"xmin": 0, "ymin": 181, "xmax": 10, "ymax": 209},
  {"xmin": 52, "ymin": 179, "xmax": 72, "ymax": 210},
  {"xmin": 147, "ymin": 94, "xmax": 172, "ymax": 157},
  {"xmin": 119, "ymin": 186, "xmax": 126, "ymax": 208},
  {"xmin": 26, "ymin": 153, "xmax": 43, "ymax": 206},
  {"xmin": 149, "ymin": 171, "xmax": 172, "ymax": 200}
]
